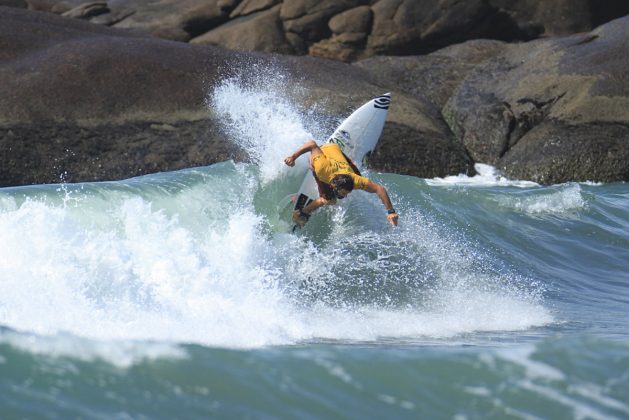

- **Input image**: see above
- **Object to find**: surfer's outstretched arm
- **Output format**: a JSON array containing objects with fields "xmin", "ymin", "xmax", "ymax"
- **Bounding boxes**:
[
  {"xmin": 364, "ymin": 180, "xmax": 398, "ymax": 226},
  {"xmin": 284, "ymin": 140, "xmax": 323, "ymax": 167}
]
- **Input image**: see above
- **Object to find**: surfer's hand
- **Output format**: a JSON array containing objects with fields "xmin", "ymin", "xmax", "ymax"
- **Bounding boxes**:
[
  {"xmin": 292, "ymin": 210, "xmax": 310, "ymax": 227},
  {"xmin": 387, "ymin": 212, "xmax": 399, "ymax": 226},
  {"xmin": 284, "ymin": 155, "xmax": 296, "ymax": 167}
]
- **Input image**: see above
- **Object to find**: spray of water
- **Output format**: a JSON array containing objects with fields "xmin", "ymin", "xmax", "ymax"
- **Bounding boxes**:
[
  {"xmin": 0, "ymin": 64, "xmax": 554, "ymax": 357},
  {"xmin": 209, "ymin": 63, "xmax": 327, "ymax": 183}
]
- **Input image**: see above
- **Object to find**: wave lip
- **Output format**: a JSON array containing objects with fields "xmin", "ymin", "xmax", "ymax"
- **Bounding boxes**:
[
  {"xmin": 498, "ymin": 183, "xmax": 588, "ymax": 215},
  {"xmin": 0, "ymin": 167, "xmax": 555, "ymax": 348},
  {"xmin": 0, "ymin": 329, "xmax": 187, "ymax": 369},
  {"xmin": 427, "ymin": 164, "xmax": 539, "ymax": 188}
]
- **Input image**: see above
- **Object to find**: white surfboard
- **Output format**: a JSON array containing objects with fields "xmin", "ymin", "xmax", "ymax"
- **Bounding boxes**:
[{"xmin": 290, "ymin": 93, "xmax": 391, "ymax": 228}]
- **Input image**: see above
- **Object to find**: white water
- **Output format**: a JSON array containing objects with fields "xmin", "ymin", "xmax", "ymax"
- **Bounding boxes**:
[
  {"xmin": 499, "ymin": 183, "xmax": 588, "ymax": 215},
  {"xmin": 0, "ymin": 71, "xmax": 554, "ymax": 360},
  {"xmin": 209, "ymin": 66, "xmax": 320, "ymax": 182},
  {"xmin": 427, "ymin": 163, "xmax": 539, "ymax": 188}
]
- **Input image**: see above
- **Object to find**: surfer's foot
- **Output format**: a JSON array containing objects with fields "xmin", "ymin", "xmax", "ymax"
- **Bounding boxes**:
[{"xmin": 292, "ymin": 210, "xmax": 310, "ymax": 227}]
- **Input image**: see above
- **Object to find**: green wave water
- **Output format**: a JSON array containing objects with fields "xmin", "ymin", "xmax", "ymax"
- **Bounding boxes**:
[
  {"xmin": 0, "ymin": 72, "xmax": 627, "ymax": 418},
  {"xmin": 1, "ymin": 331, "xmax": 628, "ymax": 418},
  {"xmin": 0, "ymin": 162, "xmax": 627, "ymax": 418}
]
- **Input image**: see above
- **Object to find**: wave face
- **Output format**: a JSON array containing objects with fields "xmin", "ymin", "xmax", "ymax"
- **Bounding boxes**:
[{"xmin": 1, "ymin": 72, "xmax": 628, "ymax": 418}]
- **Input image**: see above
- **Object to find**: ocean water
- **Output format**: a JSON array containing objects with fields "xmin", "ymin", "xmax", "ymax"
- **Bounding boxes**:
[{"xmin": 1, "ymin": 73, "xmax": 628, "ymax": 419}]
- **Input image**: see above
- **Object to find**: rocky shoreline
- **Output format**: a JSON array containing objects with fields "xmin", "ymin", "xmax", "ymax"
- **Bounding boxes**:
[{"xmin": 1, "ymin": 2, "xmax": 628, "ymax": 186}]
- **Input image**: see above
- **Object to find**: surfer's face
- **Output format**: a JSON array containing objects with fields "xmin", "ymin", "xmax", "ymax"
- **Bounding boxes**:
[
  {"xmin": 330, "ymin": 174, "xmax": 354, "ymax": 200},
  {"xmin": 333, "ymin": 188, "xmax": 350, "ymax": 199}
]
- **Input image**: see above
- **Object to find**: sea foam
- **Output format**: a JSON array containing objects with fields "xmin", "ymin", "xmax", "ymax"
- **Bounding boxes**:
[{"xmin": 0, "ymin": 67, "xmax": 554, "ymax": 355}]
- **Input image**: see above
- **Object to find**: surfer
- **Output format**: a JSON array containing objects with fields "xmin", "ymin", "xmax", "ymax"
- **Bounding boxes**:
[{"xmin": 284, "ymin": 139, "xmax": 399, "ymax": 227}]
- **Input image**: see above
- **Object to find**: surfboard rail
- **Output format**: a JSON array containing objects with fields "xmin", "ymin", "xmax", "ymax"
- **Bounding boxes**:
[{"xmin": 288, "ymin": 93, "xmax": 392, "ymax": 231}]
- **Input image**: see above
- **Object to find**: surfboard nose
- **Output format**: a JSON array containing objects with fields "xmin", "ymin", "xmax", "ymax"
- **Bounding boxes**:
[{"xmin": 374, "ymin": 94, "xmax": 391, "ymax": 109}]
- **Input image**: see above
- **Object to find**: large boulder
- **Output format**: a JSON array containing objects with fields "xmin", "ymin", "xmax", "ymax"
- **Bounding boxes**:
[
  {"xmin": 308, "ymin": 5, "xmax": 372, "ymax": 62},
  {"xmin": 0, "ymin": 7, "xmax": 217, "ymax": 124},
  {"xmin": 366, "ymin": 0, "xmax": 524, "ymax": 56},
  {"xmin": 2, "ymin": 6, "xmax": 627, "ymax": 186},
  {"xmin": 2, "ymin": 0, "xmax": 629, "ymax": 62},
  {"xmin": 230, "ymin": 0, "xmax": 281, "ymax": 18},
  {"xmin": 95, "ymin": 0, "xmax": 240, "ymax": 42},
  {"xmin": 0, "ymin": 6, "xmax": 471, "ymax": 186},
  {"xmin": 443, "ymin": 16, "xmax": 629, "ymax": 183},
  {"xmin": 0, "ymin": 6, "xmax": 243, "ymax": 185},
  {"xmin": 279, "ymin": 0, "xmax": 365, "ymax": 54},
  {"xmin": 370, "ymin": 107, "xmax": 475, "ymax": 180},
  {"xmin": 353, "ymin": 40, "xmax": 512, "ymax": 177},
  {"xmin": 190, "ymin": 5, "xmax": 296, "ymax": 55},
  {"xmin": 489, "ymin": 0, "xmax": 629, "ymax": 37},
  {"xmin": 355, "ymin": 40, "xmax": 509, "ymax": 109}
]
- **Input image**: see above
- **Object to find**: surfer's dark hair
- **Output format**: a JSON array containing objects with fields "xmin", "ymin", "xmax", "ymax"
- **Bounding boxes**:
[{"xmin": 331, "ymin": 174, "xmax": 354, "ymax": 192}]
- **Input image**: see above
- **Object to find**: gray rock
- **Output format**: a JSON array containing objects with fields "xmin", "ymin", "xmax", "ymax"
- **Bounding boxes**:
[
  {"xmin": 2, "ymin": 5, "xmax": 627, "ymax": 186},
  {"xmin": 0, "ymin": 6, "xmax": 471, "ymax": 186},
  {"xmin": 24, "ymin": 0, "xmax": 93, "ymax": 13},
  {"xmin": 0, "ymin": 0, "xmax": 26, "ymax": 8},
  {"xmin": 104, "ymin": 0, "xmax": 240, "ymax": 42},
  {"xmin": 0, "ymin": 6, "xmax": 240, "ymax": 185},
  {"xmin": 329, "ymin": 5, "xmax": 372, "ymax": 35},
  {"xmin": 4, "ymin": 0, "xmax": 627, "ymax": 63},
  {"xmin": 489, "ymin": 0, "xmax": 629, "ymax": 36},
  {"xmin": 0, "ymin": 121, "xmax": 244, "ymax": 185},
  {"xmin": 443, "ymin": 16, "xmax": 629, "ymax": 183},
  {"xmin": 62, "ymin": 2, "xmax": 108, "ymax": 19},
  {"xmin": 308, "ymin": 5, "xmax": 372, "ymax": 61},
  {"xmin": 280, "ymin": 0, "xmax": 363, "ymax": 52},
  {"xmin": 498, "ymin": 122, "xmax": 629, "ymax": 184},
  {"xmin": 356, "ymin": 40, "xmax": 508, "ymax": 108},
  {"xmin": 367, "ymin": 0, "xmax": 526, "ymax": 56},
  {"xmin": 230, "ymin": 0, "xmax": 280, "ymax": 18},
  {"xmin": 191, "ymin": 5, "xmax": 296, "ymax": 55}
]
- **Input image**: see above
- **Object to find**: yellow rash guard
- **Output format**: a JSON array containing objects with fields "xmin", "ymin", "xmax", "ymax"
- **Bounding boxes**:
[{"xmin": 311, "ymin": 144, "xmax": 369, "ymax": 190}]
